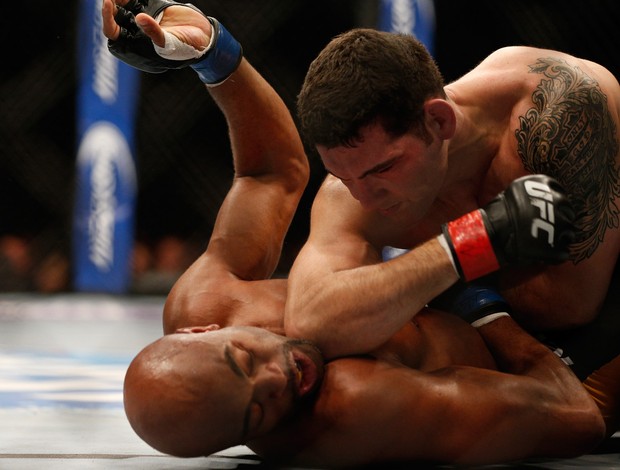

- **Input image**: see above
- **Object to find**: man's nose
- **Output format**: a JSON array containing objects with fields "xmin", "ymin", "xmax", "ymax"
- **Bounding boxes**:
[
  {"xmin": 346, "ymin": 179, "xmax": 385, "ymax": 210},
  {"xmin": 255, "ymin": 361, "xmax": 288, "ymax": 400}
]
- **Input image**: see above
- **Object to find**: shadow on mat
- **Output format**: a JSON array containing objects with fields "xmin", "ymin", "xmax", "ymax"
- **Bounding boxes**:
[{"xmin": 237, "ymin": 435, "xmax": 619, "ymax": 469}]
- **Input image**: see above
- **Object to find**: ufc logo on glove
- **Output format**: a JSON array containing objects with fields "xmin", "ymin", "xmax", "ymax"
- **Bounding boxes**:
[
  {"xmin": 440, "ymin": 174, "xmax": 576, "ymax": 281},
  {"xmin": 524, "ymin": 179, "xmax": 556, "ymax": 246}
]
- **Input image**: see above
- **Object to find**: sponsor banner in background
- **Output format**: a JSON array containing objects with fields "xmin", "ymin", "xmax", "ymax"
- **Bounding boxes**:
[
  {"xmin": 378, "ymin": 0, "xmax": 436, "ymax": 55},
  {"xmin": 73, "ymin": 0, "xmax": 140, "ymax": 293}
]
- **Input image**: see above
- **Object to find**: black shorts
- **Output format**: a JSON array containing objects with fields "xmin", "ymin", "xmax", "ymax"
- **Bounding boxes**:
[{"xmin": 537, "ymin": 261, "xmax": 620, "ymax": 381}]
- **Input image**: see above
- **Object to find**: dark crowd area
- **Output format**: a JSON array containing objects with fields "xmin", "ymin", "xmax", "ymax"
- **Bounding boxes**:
[{"xmin": 1, "ymin": 0, "xmax": 618, "ymax": 295}]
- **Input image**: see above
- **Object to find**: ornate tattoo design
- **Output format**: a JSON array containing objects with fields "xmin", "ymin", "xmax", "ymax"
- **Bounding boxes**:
[{"xmin": 515, "ymin": 57, "xmax": 620, "ymax": 263}]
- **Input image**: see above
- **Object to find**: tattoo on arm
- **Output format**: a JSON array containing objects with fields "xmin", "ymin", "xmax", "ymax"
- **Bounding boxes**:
[{"xmin": 515, "ymin": 57, "xmax": 620, "ymax": 263}]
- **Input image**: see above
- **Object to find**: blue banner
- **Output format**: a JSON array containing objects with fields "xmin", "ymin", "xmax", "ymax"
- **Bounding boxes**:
[
  {"xmin": 378, "ymin": 0, "xmax": 436, "ymax": 55},
  {"xmin": 73, "ymin": 0, "xmax": 140, "ymax": 293}
]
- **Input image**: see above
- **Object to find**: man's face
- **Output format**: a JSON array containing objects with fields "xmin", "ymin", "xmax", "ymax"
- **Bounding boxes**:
[
  {"xmin": 124, "ymin": 325, "xmax": 325, "ymax": 456},
  {"xmin": 319, "ymin": 122, "xmax": 447, "ymax": 223},
  {"xmin": 181, "ymin": 326, "xmax": 325, "ymax": 441}
]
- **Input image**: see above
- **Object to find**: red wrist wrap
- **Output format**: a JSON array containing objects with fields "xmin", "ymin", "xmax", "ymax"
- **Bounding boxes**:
[{"xmin": 446, "ymin": 210, "xmax": 500, "ymax": 281}]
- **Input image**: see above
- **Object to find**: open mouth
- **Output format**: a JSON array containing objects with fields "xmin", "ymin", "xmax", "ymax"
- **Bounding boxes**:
[{"xmin": 291, "ymin": 351, "xmax": 319, "ymax": 397}]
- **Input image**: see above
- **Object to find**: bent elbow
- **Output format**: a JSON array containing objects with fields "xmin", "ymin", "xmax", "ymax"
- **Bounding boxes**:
[
  {"xmin": 581, "ymin": 412, "xmax": 607, "ymax": 452},
  {"xmin": 284, "ymin": 312, "xmax": 320, "ymax": 344},
  {"xmin": 283, "ymin": 316, "xmax": 305, "ymax": 340},
  {"xmin": 284, "ymin": 288, "xmax": 324, "ymax": 342},
  {"xmin": 284, "ymin": 309, "xmax": 339, "ymax": 358},
  {"xmin": 562, "ymin": 409, "xmax": 607, "ymax": 457}
]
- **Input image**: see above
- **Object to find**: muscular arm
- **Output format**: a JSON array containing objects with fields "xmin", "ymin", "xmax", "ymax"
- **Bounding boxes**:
[
  {"xmin": 103, "ymin": 1, "xmax": 309, "ymax": 332},
  {"xmin": 164, "ymin": 58, "xmax": 308, "ymax": 332},
  {"xmin": 201, "ymin": 60, "xmax": 309, "ymax": 280},
  {"xmin": 263, "ymin": 317, "xmax": 605, "ymax": 467},
  {"xmin": 490, "ymin": 47, "xmax": 620, "ymax": 328},
  {"xmin": 285, "ymin": 177, "xmax": 458, "ymax": 358}
]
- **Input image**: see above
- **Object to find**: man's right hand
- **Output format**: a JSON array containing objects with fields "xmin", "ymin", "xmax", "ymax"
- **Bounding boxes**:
[{"xmin": 441, "ymin": 174, "xmax": 576, "ymax": 281}]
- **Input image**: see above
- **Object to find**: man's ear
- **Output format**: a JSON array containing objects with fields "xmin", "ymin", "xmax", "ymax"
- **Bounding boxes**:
[
  {"xmin": 424, "ymin": 99, "xmax": 456, "ymax": 140},
  {"xmin": 175, "ymin": 324, "xmax": 221, "ymax": 334}
]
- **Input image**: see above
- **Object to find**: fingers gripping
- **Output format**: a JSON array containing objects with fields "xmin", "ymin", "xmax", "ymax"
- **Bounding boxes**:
[
  {"xmin": 123, "ymin": 0, "xmax": 148, "ymax": 11},
  {"xmin": 113, "ymin": 5, "xmax": 141, "ymax": 40},
  {"xmin": 112, "ymin": 0, "xmax": 148, "ymax": 36}
]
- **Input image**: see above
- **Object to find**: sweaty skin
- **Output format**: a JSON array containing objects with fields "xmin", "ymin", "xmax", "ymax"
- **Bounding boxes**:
[
  {"xmin": 103, "ymin": 5, "xmax": 610, "ymax": 466},
  {"xmin": 249, "ymin": 314, "xmax": 604, "ymax": 467},
  {"xmin": 286, "ymin": 42, "xmax": 620, "ymax": 358}
]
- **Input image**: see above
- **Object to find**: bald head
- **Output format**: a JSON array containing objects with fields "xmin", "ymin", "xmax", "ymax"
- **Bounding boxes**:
[
  {"xmin": 124, "ymin": 333, "xmax": 243, "ymax": 457},
  {"xmin": 123, "ymin": 326, "xmax": 325, "ymax": 458}
]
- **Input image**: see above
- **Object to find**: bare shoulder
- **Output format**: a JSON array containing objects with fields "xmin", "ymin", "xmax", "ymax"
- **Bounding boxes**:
[
  {"xmin": 309, "ymin": 358, "xmax": 438, "ymax": 443},
  {"xmin": 313, "ymin": 175, "xmax": 359, "ymax": 212},
  {"xmin": 163, "ymin": 270, "xmax": 237, "ymax": 333},
  {"xmin": 485, "ymin": 46, "xmax": 619, "ymax": 326},
  {"xmin": 251, "ymin": 357, "xmax": 435, "ymax": 466},
  {"xmin": 507, "ymin": 49, "xmax": 620, "ymax": 265},
  {"xmin": 480, "ymin": 46, "xmax": 593, "ymax": 68},
  {"xmin": 462, "ymin": 47, "xmax": 609, "ymax": 89},
  {"xmin": 468, "ymin": 49, "xmax": 620, "ymax": 325},
  {"xmin": 163, "ymin": 252, "xmax": 287, "ymax": 333}
]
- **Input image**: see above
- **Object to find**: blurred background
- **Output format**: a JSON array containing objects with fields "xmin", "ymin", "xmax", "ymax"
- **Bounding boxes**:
[{"xmin": 1, "ymin": 0, "xmax": 618, "ymax": 296}]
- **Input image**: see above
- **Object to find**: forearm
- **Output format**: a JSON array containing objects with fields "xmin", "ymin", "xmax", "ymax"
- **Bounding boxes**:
[
  {"xmin": 285, "ymin": 237, "xmax": 458, "ymax": 358},
  {"xmin": 208, "ymin": 60, "xmax": 309, "ymax": 189},
  {"xmin": 476, "ymin": 316, "xmax": 605, "ymax": 447},
  {"xmin": 479, "ymin": 316, "xmax": 575, "ymax": 377},
  {"xmin": 500, "ymin": 261, "xmax": 612, "ymax": 330},
  {"xmin": 202, "ymin": 60, "xmax": 308, "ymax": 279},
  {"xmin": 286, "ymin": 172, "xmax": 577, "ymax": 358}
]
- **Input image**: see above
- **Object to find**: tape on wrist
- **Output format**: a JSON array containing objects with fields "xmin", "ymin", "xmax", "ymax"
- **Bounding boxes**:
[
  {"xmin": 190, "ymin": 17, "xmax": 243, "ymax": 86},
  {"xmin": 471, "ymin": 311, "xmax": 510, "ymax": 328},
  {"xmin": 437, "ymin": 234, "xmax": 458, "ymax": 276},
  {"xmin": 442, "ymin": 210, "xmax": 500, "ymax": 281}
]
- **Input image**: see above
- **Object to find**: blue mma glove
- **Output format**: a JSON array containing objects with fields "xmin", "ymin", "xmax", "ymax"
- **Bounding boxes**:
[
  {"xmin": 434, "ymin": 282, "xmax": 511, "ymax": 328},
  {"xmin": 381, "ymin": 246, "xmax": 409, "ymax": 261},
  {"xmin": 382, "ymin": 247, "xmax": 510, "ymax": 328},
  {"xmin": 108, "ymin": 0, "xmax": 242, "ymax": 85}
]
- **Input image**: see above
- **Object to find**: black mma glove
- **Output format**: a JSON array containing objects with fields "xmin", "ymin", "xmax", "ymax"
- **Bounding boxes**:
[
  {"xmin": 440, "ymin": 174, "xmax": 576, "ymax": 281},
  {"xmin": 107, "ymin": 0, "xmax": 242, "ymax": 85}
]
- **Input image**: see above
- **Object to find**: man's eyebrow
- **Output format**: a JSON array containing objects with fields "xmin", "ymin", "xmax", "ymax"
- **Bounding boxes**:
[
  {"xmin": 326, "ymin": 157, "xmax": 398, "ymax": 181},
  {"xmin": 224, "ymin": 344, "xmax": 251, "ymax": 441},
  {"xmin": 224, "ymin": 344, "xmax": 244, "ymax": 378},
  {"xmin": 360, "ymin": 157, "xmax": 398, "ymax": 178}
]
